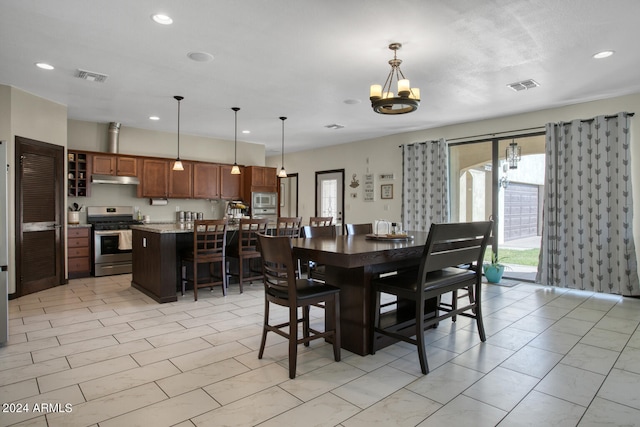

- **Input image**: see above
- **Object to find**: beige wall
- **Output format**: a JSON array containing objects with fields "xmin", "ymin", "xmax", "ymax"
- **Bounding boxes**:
[
  {"xmin": 267, "ymin": 93, "xmax": 640, "ymax": 247},
  {"xmin": 1, "ymin": 85, "xmax": 68, "ymax": 294}
]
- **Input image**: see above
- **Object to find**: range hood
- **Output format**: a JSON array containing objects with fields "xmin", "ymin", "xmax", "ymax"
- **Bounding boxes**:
[{"xmin": 91, "ymin": 174, "xmax": 140, "ymax": 185}]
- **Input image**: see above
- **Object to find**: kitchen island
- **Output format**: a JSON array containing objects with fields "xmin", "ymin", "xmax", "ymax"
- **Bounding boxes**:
[
  {"xmin": 130, "ymin": 223, "xmax": 192, "ymax": 303},
  {"xmin": 130, "ymin": 222, "xmax": 252, "ymax": 303}
]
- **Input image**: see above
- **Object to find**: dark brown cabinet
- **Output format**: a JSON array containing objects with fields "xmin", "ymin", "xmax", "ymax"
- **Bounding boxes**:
[
  {"xmin": 68, "ymin": 151, "xmax": 91, "ymax": 197},
  {"xmin": 92, "ymin": 154, "xmax": 138, "ymax": 176},
  {"xmin": 220, "ymin": 165, "xmax": 243, "ymax": 199},
  {"xmin": 140, "ymin": 158, "xmax": 169, "ymax": 198},
  {"xmin": 193, "ymin": 163, "xmax": 220, "ymax": 199},
  {"xmin": 68, "ymin": 227, "xmax": 91, "ymax": 278},
  {"xmin": 243, "ymin": 166, "xmax": 277, "ymax": 200},
  {"xmin": 169, "ymin": 161, "xmax": 193, "ymax": 198}
]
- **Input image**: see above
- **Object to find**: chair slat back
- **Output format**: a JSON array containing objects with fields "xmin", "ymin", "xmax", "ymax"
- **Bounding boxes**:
[
  {"xmin": 420, "ymin": 221, "xmax": 493, "ymax": 276},
  {"xmin": 345, "ymin": 223, "xmax": 373, "ymax": 235},
  {"xmin": 258, "ymin": 234, "xmax": 297, "ymax": 294},
  {"xmin": 276, "ymin": 217, "xmax": 302, "ymax": 238},
  {"xmin": 238, "ymin": 218, "xmax": 269, "ymax": 253},
  {"xmin": 302, "ymin": 225, "xmax": 336, "ymax": 238},
  {"xmin": 310, "ymin": 216, "xmax": 332, "ymax": 226},
  {"xmin": 193, "ymin": 219, "xmax": 228, "ymax": 259}
]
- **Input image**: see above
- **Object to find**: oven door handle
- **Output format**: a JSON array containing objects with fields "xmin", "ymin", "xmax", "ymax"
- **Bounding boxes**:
[{"xmin": 94, "ymin": 230, "xmax": 127, "ymax": 236}]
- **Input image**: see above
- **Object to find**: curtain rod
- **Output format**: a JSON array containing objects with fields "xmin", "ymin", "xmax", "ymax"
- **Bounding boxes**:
[
  {"xmin": 566, "ymin": 111, "xmax": 634, "ymax": 124},
  {"xmin": 399, "ymin": 112, "xmax": 635, "ymax": 147},
  {"xmin": 399, "ymin": 126, "xmax": 544, "ymax": 147}
]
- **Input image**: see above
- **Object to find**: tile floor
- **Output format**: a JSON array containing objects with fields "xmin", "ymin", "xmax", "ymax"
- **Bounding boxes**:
[{"xmin": 2, "ymin": 274, "xmax": 640, "ymax": 427}]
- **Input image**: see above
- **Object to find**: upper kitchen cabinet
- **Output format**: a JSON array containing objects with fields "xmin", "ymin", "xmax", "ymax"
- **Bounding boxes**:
[
  {"xmin": 68, "ymin": 151, "xmax": 91, "ymax": 197},
  {"xmin": 92, "ymin": 154, "xmax": 138, "ymax": 176},
  {"xmin": 220, "ymin": 165, "xmax": 243, "ymax": 199},
  {"xmin": 140, "ymin": 158, "xmax": 169, "ymax": 198},
  {"xmin": 193, "ymin": 163, "xmax": 220, "ymax": 199},
  {"xmin": 169, "ymin": 161, "xmax": 193, "ymax": 198},
  {"xmin": 243, "ymin": 166, "xmax": 277, "ymax": 199}
]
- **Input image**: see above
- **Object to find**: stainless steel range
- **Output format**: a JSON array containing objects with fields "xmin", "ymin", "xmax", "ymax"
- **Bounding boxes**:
[{"xmin": 87, "ymin": 206, "xmax": 141, "ymax": 277}]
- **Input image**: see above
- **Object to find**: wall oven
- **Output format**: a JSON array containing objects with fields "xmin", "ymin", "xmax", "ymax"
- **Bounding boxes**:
[{"xmin": 87, "ymin": 206, "xmax": 140, "ymax": 277}]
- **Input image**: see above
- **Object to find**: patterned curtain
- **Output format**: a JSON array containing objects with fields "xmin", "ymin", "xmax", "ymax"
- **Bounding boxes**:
[
  {"xmin": 537, "ymin": 112, "xmax": 639, "ymax": 296},
  {"xmin": 401, "ymin": 139, "xmax": 450, "ymax": 232}
]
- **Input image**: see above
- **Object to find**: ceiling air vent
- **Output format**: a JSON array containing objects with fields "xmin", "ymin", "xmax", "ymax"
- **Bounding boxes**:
[
  {"xmin": 325, "ymin": 124, "xmax": 345, "ymax": 130},
  {"xmin": 507, "ymin": 79, "xmax": 539, "ymax": 92},
  {"xmin": 75, "ymin": 69, "xmax": 109, "ymax": 83}
]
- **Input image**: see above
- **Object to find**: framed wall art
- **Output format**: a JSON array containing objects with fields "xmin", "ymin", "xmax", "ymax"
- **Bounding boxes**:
[{"xmin": 381, "ymin": 184, "xmax": 393, "ymax": 199}]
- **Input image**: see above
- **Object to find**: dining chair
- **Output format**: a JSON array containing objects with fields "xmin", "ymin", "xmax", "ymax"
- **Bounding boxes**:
[
  {"xmin": 277, "ymin": 216, "xmax": 303, "ymax": 276},
  {"xmin": 180, "ymin": 219, "xmax": 228, "ymax": 301},
  {"xmin": 301, "ymin": 225, "xmax": 336, "ymax": 282},
  {"xmin": 370, "ymin": 221, "xmax": 492, "ymax": 374},
  {"xmin": 276, "ymin": 216, "xmax": 303, "ymax": 237},
  {"xmin": 257, "ymin": 234, "xmax": 341, "ymax": 379},
  {"xmin": 345, "ymin": 223, "xmax": 373, "ymax": 235},
  {"xmin": 226, "ymin": 218, "xmax": 269, "ymax": 293},
  {"xmin": 309, "ymin": 216, "xmax": 333, "ymax": 226}
]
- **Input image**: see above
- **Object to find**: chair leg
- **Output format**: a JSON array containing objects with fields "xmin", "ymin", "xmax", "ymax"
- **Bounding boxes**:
[
  {"xmin": 415, "ymin": 300, "xmax": 429, "ymax": 375},
  {"xmin": 332, "ymin": 294, "xmax": 341, "ymax": 362},
  {"xmin": 238, "ymin": 257, "xmax": 244, "ymax": 293},
  {"xmin": 258, "ymin": 297, "xmax": 269, "ymax": 359},
  {"xmin": 451, "ymin": 290, "xmax": 458, "ymax": 322},
  {"xmin": 303, "ymin": 306, "xmax": 310, "ymax": 346},
  {"xmin": 193, "ymin": 260, "xmax": 198, "ymax": 301},
  {"xmin": 180, "ymin": 264, "xmax": 186, "ymax": 296},
  {"xmin": 288, "ymin": 305, "xmax": 298, "ymax": 379},
  {"xmin": 371, "ymin": 289, "xmax": 382, "ymax": 355},
  {"xmin": 220, "ymin": 260, "xmax": 227, "ymax": 296}
]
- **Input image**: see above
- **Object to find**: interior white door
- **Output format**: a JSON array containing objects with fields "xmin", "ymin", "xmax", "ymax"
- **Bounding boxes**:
[{"xmin": 316, "ymin": 170, "xmax": 344, "ymax": 225}]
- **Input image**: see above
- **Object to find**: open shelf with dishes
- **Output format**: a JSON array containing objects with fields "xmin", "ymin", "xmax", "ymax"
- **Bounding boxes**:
[{"xmin": 68, "ymin": 151, "xmax": 90, "ymax": 197}]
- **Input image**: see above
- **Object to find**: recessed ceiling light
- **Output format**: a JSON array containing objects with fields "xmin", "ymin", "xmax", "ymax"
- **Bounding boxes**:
[
  {"xmin": 149, "ymin": 116, "xmax": 160, "ymax": 121},
  {"xmin": 187, "ymin": 52, "xmax": 214, "ymax": 62},
  {"xmin": 35, "ymin": 62, "xmax": 54, "ymax": 70},
  {"xmin": 242, "ymin": 130, "xmax": 250, "ymax": 134},
  {"xmin": 151, "ymin": 14, "xmax": 173, "ymax": 25},
  {"xmin": 593, "ymin": 50, "xmax": 614, "ymax": 59}
]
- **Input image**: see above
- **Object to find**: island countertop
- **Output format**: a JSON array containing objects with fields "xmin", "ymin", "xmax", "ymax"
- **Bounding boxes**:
[
  {"xmin": 131, "ymin": 221, "xmax": 272, "ymax": 234},
  {"xmin": 130, "ymin": 223, "xmax": 192, "ymax": 234}
]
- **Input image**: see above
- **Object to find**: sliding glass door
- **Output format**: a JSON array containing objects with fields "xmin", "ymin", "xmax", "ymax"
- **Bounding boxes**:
[{"xmin": 449, "ymin": 133, "xmax": 545, "ymax": 281}]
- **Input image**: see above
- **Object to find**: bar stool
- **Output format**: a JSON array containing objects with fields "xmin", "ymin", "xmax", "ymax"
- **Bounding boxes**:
[
  {"xmin": 181, "ymin": 219, "xmax": 228, "ymax": 301},
  {"xmin": 226, "ymin": 218, "xmax": 269, "ymax": 292}
]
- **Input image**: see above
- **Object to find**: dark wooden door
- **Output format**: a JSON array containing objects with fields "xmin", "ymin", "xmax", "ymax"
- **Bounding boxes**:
[{"xmin": 15, "ymin": 136, "xmax": 65, "ymax": 296}]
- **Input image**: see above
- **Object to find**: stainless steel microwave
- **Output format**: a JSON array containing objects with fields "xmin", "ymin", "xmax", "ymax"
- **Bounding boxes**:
[{"xmin": 252, "ymin": 192, "xmax": 277, "ymax": 208}]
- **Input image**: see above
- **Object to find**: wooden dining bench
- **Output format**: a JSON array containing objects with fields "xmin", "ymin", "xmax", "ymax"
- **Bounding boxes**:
[{"xmin": 371, "ymin": 221, "xmax": 493, "ymax": 374}]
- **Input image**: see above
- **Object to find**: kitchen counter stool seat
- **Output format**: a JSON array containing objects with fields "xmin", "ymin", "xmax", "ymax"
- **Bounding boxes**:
[{"xmin": 181, "ymin": 219, "xmax": 228, "ymax": 301}]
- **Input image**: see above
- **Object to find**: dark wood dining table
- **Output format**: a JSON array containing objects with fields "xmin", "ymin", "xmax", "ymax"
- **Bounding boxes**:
[{"xmin": 292, "ymin": 231, "xmax": 430, "ymax": 356}]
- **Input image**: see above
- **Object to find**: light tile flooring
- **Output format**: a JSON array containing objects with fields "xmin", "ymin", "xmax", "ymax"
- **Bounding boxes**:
[{"xmin": 2, "ymin": 275, "xmax": 640, "ymax": 427}]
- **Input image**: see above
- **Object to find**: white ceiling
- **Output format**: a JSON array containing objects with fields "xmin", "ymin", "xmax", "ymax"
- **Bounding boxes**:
[{"xmin": 2, "ymin": 0, "xmax": 640, "ymax": 155}]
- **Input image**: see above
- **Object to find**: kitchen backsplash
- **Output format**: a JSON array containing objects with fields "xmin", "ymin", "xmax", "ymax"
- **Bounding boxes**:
[{"xmin": 68, "ymin": 183, "xmax": 229, "ymax": 223}]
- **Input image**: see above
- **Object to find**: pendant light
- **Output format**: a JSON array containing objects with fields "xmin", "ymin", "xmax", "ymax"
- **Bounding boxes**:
[
  {"xmin": 172, "ymin": 95, "xmax": 184, "ymax": 171},
  {"xmin": 230, "ymin": 107, "xmax": 241, "ymax": 175},
  {"xmin": 278, "ymin": 116, "xmax": 287, "ymax": 178}
]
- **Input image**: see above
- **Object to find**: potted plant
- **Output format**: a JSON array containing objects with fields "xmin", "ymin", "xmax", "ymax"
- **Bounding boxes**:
[{"xmin": 483, "ymin": 252, "xmax": 506, "ymax": 284}]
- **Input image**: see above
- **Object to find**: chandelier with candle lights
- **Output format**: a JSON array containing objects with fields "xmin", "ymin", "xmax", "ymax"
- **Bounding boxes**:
[{"xmin": 369, "ymin": 43, "xmax": 420, "ymax": 115}]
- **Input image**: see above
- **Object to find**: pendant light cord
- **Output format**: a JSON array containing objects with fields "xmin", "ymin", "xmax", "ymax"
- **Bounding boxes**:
[
  {"xmin": 232, "ymin": 107, "xmax": 240, "ymax": 164},
  {"xmin": 174, "ymin": 95, "xmax": 184, "ymax": 159},
  {"xmin": 280, "ymin": 116, "xmax": 286, "ymax": 168}
]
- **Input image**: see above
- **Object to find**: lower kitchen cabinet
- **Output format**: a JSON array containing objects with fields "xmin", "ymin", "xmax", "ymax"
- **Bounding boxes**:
[{"xmin": 68, "ymin": 226, "xmax": 91, "ymax": 278}]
